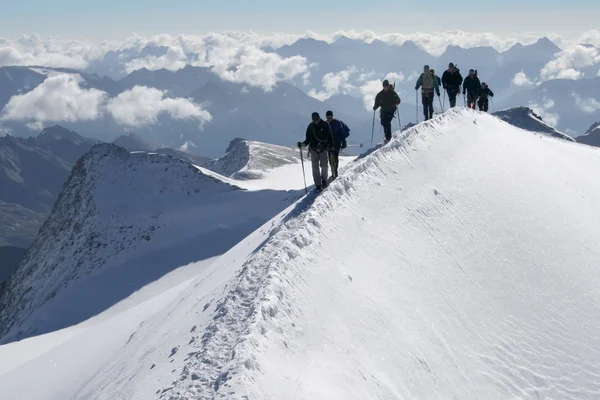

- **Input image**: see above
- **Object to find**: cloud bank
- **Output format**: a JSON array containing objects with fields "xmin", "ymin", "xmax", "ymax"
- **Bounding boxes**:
[
  {"xmin": 106, "ymin": 86, "xmax": 211, "ymax": 127},
  {"xmin": 0, "ymin": 74, "xmax": 107, "ymax": 127},
  {"xmin": 1, "ymin": 30, "xmax": 599, "ymax": 91},
  {"xmin": 0, "ymin": 73, "xmax": 211, "ymax": 129}
]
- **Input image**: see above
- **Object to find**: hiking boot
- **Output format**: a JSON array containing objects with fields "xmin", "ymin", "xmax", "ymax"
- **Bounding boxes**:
[{"xmin": 322, "ymin": 179, "xmax": 328, "ymax": 188}]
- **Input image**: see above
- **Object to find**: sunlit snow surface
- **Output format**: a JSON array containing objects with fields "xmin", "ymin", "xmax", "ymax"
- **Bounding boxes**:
[{"xmin": 2, "ymin": 108, "xmax": 600, "ymax": 400}]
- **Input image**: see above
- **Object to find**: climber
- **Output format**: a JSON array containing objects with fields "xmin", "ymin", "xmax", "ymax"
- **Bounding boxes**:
[
  {"xmin": 373, "ymin": 80, "xmax": 401, "ymax": 141},
  {"xmin": 298, "ymin": 112, "xmax": 334, "ymax": 192}
]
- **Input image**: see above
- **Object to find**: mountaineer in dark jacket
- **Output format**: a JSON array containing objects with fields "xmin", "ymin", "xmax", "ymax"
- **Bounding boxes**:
[
  {"xmin": 298, "ymin": 112, "xmax": 334, "ymax": 191},
  {"xmin": 325, "ymin": 110, "xmax": 350, "ymax": 178},
  {"xmin": 373, "ymin": 79, "xmax": 401, "ymax": 141},
  {"xmin": 477, "ymin": 82, "xmax": 494, "ymax": 112},
  {"xmin": 462, "ymin": 69, "xmax": 481, "ymax": 109},
  {"xmin": 441, "ymin": 63, "xmax": 463, "ymax": 108}
]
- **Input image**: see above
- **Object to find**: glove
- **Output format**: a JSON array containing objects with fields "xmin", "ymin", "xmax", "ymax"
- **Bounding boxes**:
[
  {"xmin": 463, "ymin": 90, "xmax": 466, "ymax": 95},
  {"xmin": 443, "ymin": 85, "xmax": 447, "ymax": 89},
  {"xmin": 372, "ymin": 106, "xmax": 377, "ymax": 111},
  {"xmin": 341, "ymin": 140, "xmax": 347, "ymax": 149},
  {"xmin": 297, "ymin": 141, "xmax": 304, "ymax": 148},
  {"xmin": 436, "ymin": 91, "xmax": 440, "ymax": 97},
  {"xmin": 414, "ymin": 86, "xmax": 418, "ymax": 91}
]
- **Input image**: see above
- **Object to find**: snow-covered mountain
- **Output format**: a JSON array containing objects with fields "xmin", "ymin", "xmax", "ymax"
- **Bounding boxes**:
[
  {"xmin": 492, "ymin": 106, "xmax": 574, "ymax": 141},
  {"xmin": 204, "ymin": 138, "xmax": 303, "ymax": 180},
  {"xmin": 2, "ymin": 108, "xmax": 600, "ymax": 399},
  {"xmin": 576, "ymin": 121, "xmax": 600, "ymax": 147},
  {"xmin": 499, "ymin": 76, "xmax": 600, "ymax": 135},
  {"xmin": 203, "ymin": 138, "xmax": 355, "ymax": 189},
  {"xmin": 0, "ymin": 143, "xmax": 301, "ymax": 342}
]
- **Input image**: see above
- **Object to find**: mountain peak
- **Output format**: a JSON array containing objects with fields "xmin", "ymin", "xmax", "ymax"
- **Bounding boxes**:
[
  {"xmin": 492, "ymin": 106, "xmax": 574, "ymax": 141},
  {"xmin": 204, "ymin": 139, "xmax": 301, "ymax": 180},
  {"xmin": 38, "ymin": 125, "xmax": 84, "ymax": 143},
  {"xmin": 532, "ymin": 36, "xmax": 561, "ymax": 52},
  {"xmin": 576, "ymin": 121, "xmax": 600, "ymax": 147},
  {"xmin": 0, "ymin": 143, "xmax": 240, "ymax": 341}
]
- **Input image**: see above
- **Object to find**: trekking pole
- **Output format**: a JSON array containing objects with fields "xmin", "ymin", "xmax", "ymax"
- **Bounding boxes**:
[
  {"xmin": 491, "ymin": 98, "xmax": 495, "ymax": 112},
  {"xmin": 463, "ymin": 93, "xmax": 466, "ymax": 107},
  {"xmin": 442, "ymin": 90, "xmax": 446, "ymax": 112},
  {"xmin": 298, "ymin": 146, "xmax": 308, "ymax": 193},
  {"xmin": 397, "ymin": 108, "xmax": 402, "ymax": 134},
  {"xmin": 415, "ymin": 90, "xmax": 418, "ymax": 123},
  {"xmin": 370, "ymin": 110, "xmax": 375, "ymax": 147},
  {"xmin": 438, "ymin": 95, "xmax": 444, "ymax": 114}
]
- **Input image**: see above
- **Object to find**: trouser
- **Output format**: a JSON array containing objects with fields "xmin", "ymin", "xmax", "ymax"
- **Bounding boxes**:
[
  {"xmin": 310, "ymin": 148, "xmax": 329, "ymax": 187},
  {"xmin": 381, "ymin": 111, "xmax": 394, "ymax": 140},
  {"xmin": 467, "ymin": 92, "xmax": 478, "ymax": 109},
  {"xmin": 329, "ymin": 147, "xmax": 340, "ymax": 178},
  {"xmin": 478, "ymin": 98, "xmax": 489, "ymax": 112},
  {"xmin": 422, "ymin": 91, "xmax": 434, "ymax": 120},
  {"xmin": 447, "ymin": 88, "xmax": 458, "ymax": 108}
]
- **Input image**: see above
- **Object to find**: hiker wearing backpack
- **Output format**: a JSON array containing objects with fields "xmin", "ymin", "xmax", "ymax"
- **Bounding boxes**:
[
  {"xmin": 430, "ymin": 68, "xmax": 442, "ymax": 87},
  {"xmin": 415, "ymin": 65, "xmax": 440, "ymax": 121},
  {"xmin": 477, "ymin": 82, "xmax": 494, "ymax": 112},
  {"xmin": 442, "ymin": 63, "xmax": 463, "ymax": 108},
  {"xmin": 298, "ymin": 112, "xmax": 334, "ymax": 192},
  {"xmin": 373, "ymin": 80, "xmax": 401, "ymax": 141},
  {"xmin": 462, "ymin": 69, "xmax": 481, "ymax": 109},
  {"xmin": 325, "ymin": 110, "xmax": 350, "ymax": 178}
]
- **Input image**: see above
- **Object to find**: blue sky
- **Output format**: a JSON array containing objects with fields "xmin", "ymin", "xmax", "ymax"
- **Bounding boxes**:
[{"xmin": 2, "ymin": 0, "xmax": 598, "ymax": 39}]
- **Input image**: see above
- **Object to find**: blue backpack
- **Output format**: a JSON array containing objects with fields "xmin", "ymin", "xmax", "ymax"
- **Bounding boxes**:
[{"xmin": 337, "ymin": 120, "xmax": 350, "ymax": 140}]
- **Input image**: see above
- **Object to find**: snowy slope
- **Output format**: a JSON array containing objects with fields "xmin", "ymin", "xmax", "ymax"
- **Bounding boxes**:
[
  {"xmin": 492, "ymin": 106, "xmax": 575, "ymax": 141},
  {"xmin": 203, "ymin": 138, "xmax": 354, "ymax": 190},
  {"xmin": 0, "ymin": 144, "xmax": 300, "ymax": 343},
  {"xmin": 3, "ymin": 109, "xmax": 600, "ymax": 399}
]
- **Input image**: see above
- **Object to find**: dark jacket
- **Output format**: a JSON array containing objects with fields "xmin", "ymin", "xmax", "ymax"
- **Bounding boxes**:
[
  {"xmin": 302, "ymin": 119, "xmax": 334, "ymax": 153},
  {"xmin": 442, "ymin": 69, "xmax": 463, "ymax": 91},
  {"xmin": 463, "ymin": 75, "xmax": 481, "ymax": 95},
  {"xmin": 327, "ymin": 118, "xmax": 350, "ymax": 149},
  {"xmin": 478, "ymin": 87, "xmax": 494, "ymax": 100},
  {"xmin": 373, "ymin": 88, "xmax": 401, "ymax": 115}
]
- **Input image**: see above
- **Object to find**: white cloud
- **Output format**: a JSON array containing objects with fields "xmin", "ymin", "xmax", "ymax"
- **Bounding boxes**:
[
  {"xmin": 570, "ymin": 92, "xmax": 600, "ymax": 113},
  {"xmin": 512, "ymin": 71, "xmax": 534, "ymax": 87},
  {"xmin": 540, "ymin": 43, "xmax": 600, "ymax": 81},
  {"xmin": 0, "ymin": 73, "xmax": 107, "ymax": 126},
  {"xmin": 124, "ymin": 46, "xmax": 188, "ymax": 73},
  {"xmin": 528, "ymin": 97, "xmax": 559, "ymax": 127},
  {"xmin": 106, "ymin": 86, "xmax": 211, "ymax": 127},
  {"xmin": 308, "ymin": 66, "xmax": 358, "ymax": 100},
  {"xmin": 179, "ymin": 140, "xmax": 197, "ymax": 152},
  {"xmin": 0, "ymin": 33, "xmax": 104, "ymax": 69}
]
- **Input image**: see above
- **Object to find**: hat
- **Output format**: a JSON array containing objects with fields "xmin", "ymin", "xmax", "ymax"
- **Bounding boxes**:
[
  {"xmin": 382, "ymin": 79, "xmax": 390, "ymax": 87},
  {"xmin": 311, "ymin": 112, "xmax": 320, "ymax": 120},
  {"xmin": 469, "ymin": 69, "xmax": 475, "ymax": 74},
  {"xmin": 326, "ymin": 110, "xmax": 333, "ymax": 117},
  {"xmin": 449, "ymin": 62, "xmax": 454, "ymax": 68}
]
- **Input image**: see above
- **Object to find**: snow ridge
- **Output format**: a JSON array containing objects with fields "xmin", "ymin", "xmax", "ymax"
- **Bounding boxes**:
[
  {"xmin": 160, "ymin": 108, "xmax": 600, "ymax": 399},
  {"xmin": 159, "ymin": 109, "xmax": 468, "ymax": 398},
  {"xmin": 0, "ymin": 144, "xmax": 239, "ymax": 342},
  {"xmin": 204, "ymin": 139, "xmax": 301, "ymax": 180}
]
